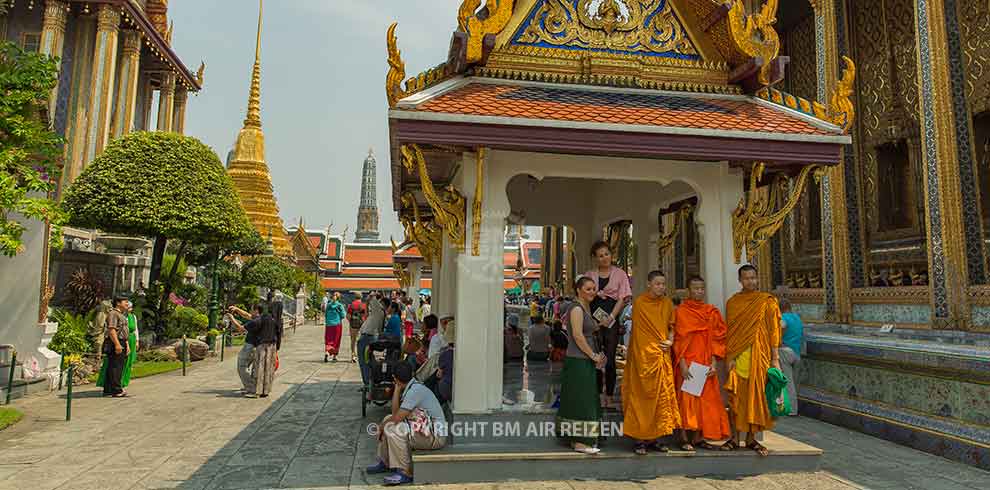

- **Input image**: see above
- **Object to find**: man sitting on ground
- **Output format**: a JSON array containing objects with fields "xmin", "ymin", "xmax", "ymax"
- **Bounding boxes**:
[{"xmin": 367, "ymin": 362, "xmax": 447, "ymax": 486}]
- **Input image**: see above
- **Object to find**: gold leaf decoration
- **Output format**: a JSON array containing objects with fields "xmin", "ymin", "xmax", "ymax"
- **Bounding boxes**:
[
  {"xmin": 727, "ymin": 0, "xmax": 780, "ymax": 86},
  {"xmin": 386, "ymin": 22, "xmax": 407, "ymax": 108},
  {"xmin": 733, "ymin": 162, "xmax": 825, "ymax": 262},
  {"xmin": 829, "ymin": 56, "xmax": 856, "ymax": 132},
  {"xmin": 401, "ymin": 145, "xmax": 467, "ymax": 251}
]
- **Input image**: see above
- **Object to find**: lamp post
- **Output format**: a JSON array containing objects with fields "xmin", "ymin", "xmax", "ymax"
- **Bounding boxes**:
[{"xmin": 207, "ymin": 250, "xmax": 220, "ymax": 333}]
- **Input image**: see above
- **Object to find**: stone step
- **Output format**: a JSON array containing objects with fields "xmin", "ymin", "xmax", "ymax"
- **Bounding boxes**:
[{"xmin": 413, "ymin": 431, "xmax": 822, "ymax": 484}]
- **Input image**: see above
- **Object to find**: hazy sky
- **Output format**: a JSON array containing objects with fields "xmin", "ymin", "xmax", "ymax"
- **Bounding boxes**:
[{"xmin": 169, "ymin": 0, "xmax": 463, "ymax": 242}]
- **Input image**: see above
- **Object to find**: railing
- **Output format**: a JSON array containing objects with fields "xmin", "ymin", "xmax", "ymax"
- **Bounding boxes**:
[{"xmin": 1, "ymin": 344, "xmax": 15, "ymax": 406}]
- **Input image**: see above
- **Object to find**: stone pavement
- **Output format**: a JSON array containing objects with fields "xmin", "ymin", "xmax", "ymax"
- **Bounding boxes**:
[{"xmin": 0, "ymin": 321, "xmax": 986, "ymax": 490}]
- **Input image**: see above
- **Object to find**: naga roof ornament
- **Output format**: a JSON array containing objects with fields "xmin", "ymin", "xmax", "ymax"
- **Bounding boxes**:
[
  {"xmin": 727, "ymin": 0, "xmax": 780, "ymax": 87},
  {"xmin": 459, "ymin": 0, "xmax": 516, "ymax": 64}
]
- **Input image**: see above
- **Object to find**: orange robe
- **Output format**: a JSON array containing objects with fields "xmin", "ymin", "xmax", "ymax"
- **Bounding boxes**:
[
  {"xmin": 724, "ymin": 291, "xmax": 781, "ymax": 434},
  {"xmin": 621, "ymin": 293, "xmax": 680, "ymax": 440},
  {"xmin": 673, "ymin": 300, "xmax": 730, "ymax": 441}
]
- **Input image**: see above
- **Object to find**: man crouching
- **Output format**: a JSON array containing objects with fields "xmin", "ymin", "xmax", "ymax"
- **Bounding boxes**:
[{"xmin": 366, "ymin": 361, "xmax": 447, "ymax": 486}]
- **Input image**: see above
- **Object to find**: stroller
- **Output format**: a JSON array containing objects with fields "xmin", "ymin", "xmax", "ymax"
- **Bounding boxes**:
[{"xmin": 362, "ymin": 337, "xmax": 403, "ymax": 417}]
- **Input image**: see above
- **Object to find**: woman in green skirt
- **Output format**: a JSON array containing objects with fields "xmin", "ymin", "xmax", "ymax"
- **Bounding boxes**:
[
  {"xmin": 557, "ymin": 277, "xmax": 607, "ymax": 454},
  {"xmin": 96, "ymin": 300, "xmax": 139, "ymax": 392}
]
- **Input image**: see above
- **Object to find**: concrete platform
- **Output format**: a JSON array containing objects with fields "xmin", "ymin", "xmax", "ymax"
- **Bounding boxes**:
[{"xmin": 413, "ymin": 426, "xmax": 822, "ymax": 484}]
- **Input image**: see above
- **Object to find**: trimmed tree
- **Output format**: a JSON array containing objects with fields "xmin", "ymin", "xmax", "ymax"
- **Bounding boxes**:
[
  {"xmin": 0, "ymin": 41, "xmax": 66, "ymax": 257},
  {"xmin": 242, "ymin": 255, "xmax": 297, "ymax": 293},
  {"xmin": 63, "ymin": 131, "xmax": 254, "ymax": 331}
]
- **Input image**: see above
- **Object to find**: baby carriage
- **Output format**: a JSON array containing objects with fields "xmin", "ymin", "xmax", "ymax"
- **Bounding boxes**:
[{"xmin": 362, "ymin": 337, "xmax": 403, "ymax": 417}]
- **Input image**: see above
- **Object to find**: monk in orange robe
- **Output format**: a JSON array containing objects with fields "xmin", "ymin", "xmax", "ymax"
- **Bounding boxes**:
[
  {"xmin": 723, "ymin": 264, "xmax": 782, "ymax": 456},
  {"xmin": 621, "ymin": 271, "xmax": 680, "ymax": 455},
  {"xmin": 673, "ymin": 276, "xmax": 730, "ymax": 450}
]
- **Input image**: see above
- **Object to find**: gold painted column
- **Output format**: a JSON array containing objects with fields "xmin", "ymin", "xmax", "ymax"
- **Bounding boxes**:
[
  {"xmin": 813, "ymin": 0, "xmax": 852, "ymax": 322},
  {"xmin": 173, "ymin": 88, "xmax": 188, "ymax": 134},
  {"xmin": 40, "ymin": 1, "xmax": 69, "ymax": 121},
  {"xmin": 913, "ymin": 0, "xmax": 970, "ymax": 327},
  {"xmin": 63, "ymin": 15, "xmax": 96, "ymax": 184},
  {"xmin": 84, "ymin": 5, "xmax": 121, "ymax": 164},
  {"xmin": 111, "ymin": 29, "xmax": 142, "ymax": 138},
  {"xmin": 157, "ymin": 73, "xmax": 176, "ymax": 132}
]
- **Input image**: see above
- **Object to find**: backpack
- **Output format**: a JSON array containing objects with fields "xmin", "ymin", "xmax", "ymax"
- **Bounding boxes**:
[{"xmin": 349, "ymin": 302, "xmax": 364, "ymax": 325}]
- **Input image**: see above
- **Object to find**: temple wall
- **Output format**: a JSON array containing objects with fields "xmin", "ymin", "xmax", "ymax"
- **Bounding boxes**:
[{"xmin": 849, "ymin": 304, "xmax": 931, "ymax": 326}]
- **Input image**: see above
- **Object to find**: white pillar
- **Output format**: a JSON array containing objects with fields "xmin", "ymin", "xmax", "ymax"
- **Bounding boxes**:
[
  {"xmin": 407, "ymin": 261, "xmax": 422, "ymax": 310},
  {"xmin": 436, "ymin": 237, "xmax": 457, "ymax": 318},
  {"xmin": 453, "ymin": 149, "xmax": 508, "ymax": 413},
  {"xmin": 697, "ymin": 163, "xmax": 744, "ymax": 310}
]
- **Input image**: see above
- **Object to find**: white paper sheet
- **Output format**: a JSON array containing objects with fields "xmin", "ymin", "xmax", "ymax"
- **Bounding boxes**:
[{"xmin": 680, "ymin": 362, "xmax": 710, "ymax": 397}]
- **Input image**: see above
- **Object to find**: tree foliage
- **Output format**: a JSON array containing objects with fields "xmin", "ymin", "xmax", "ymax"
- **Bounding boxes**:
[
  {"xmin": 0, "ymin": 41, "xmax": 66, "ymax": 257},
  {"xmin": 63, "ymin": 131, "xmax": 252, "ymax": 246},
  {"xmin": 241, "ymin": 256, "xmax": 297, "ymax": 293}
]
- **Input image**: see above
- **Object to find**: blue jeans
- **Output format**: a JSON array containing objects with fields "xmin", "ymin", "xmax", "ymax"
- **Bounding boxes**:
[{"xmin": 357, "ymin": 334, "xmax": 375, "ymax": 386}]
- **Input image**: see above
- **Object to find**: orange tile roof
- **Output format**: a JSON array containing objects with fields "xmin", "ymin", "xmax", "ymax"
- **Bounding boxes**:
[
  {"xmin": 344, "ymin": 247, "xmax": 393, "ymax": 265},
  {"xmin": 411, "ymin": 83, "xmax": 834, "ymax": 136},
  {"xmin": 343, "ymin": 267, "xmax": 394, "ymax": 277},
  {"xmin": 322, "ymin": 277, "xmax": 432, "ymax": 291}
]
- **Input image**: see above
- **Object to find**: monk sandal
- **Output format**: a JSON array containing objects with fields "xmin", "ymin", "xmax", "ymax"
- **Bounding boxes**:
[{"xmin": 365, "ymin": 461, "xmax": 389, "ymax": 474}]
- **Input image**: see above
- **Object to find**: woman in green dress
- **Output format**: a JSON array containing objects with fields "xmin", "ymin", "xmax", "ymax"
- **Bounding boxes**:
[
  {"xmin": 96, "ymin": 301, "xmax": 139, "ymax": 391},
  {"xmin": 557, "ymin": 277, "xmax": 607, "ymax": 454}
]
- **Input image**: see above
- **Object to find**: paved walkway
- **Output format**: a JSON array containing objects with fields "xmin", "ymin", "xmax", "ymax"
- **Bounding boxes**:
[{"xmin": 0, "ymin": 322, "xmax": 986, "ymax": 490}]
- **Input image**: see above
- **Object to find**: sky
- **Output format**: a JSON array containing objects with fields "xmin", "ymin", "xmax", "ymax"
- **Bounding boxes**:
[{"xmin": 168, "ymin": 0, "xmax": 463, "ymax": 242}]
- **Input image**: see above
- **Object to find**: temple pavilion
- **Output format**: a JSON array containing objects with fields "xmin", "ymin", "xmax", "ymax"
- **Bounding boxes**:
[{"xmin": 386, "ymin": 0, "xmax": 853, "ymax": 414}]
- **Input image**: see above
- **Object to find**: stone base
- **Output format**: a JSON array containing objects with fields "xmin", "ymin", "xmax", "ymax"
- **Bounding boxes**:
[{"xmin": 412, "ymin": 413, "xmax": 821, "ymax": 484}]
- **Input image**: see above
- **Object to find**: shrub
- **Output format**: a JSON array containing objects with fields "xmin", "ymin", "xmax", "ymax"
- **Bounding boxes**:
[
  {"xmin": 176, "ymin": 283, "xmax": 209, "ymax": 311},
  {"xmin": 137, "ymin": 349, "xmax": 175, "ymax": 362},
  {"xmin": 164, "ymin": 305, "xmax": 208, "ymax": 340},
  {"xmin": 48, "ymin": 308, "xmax": 93, "ymax": 355}
]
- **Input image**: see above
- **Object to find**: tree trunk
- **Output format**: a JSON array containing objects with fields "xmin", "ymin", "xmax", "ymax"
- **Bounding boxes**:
[
  {"xmin": 157, "ymin": 241, "xmax": 189, "ymax": 318},
  {"xmin": 149, "ymin": 236, "xmax": 167, "ymax": 286}
]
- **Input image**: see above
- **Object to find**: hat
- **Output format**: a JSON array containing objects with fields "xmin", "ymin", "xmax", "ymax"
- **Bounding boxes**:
[
  {"xmin": 440, "ymin": 315, "xmax": 455, "ymax": 322},
  {"xmin": 443, "ymin": 320, "xmax": 457, "ymax": 344}
]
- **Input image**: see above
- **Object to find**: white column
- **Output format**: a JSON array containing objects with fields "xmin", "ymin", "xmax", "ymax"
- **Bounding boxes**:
[
  {"xmin": 632, "ymin": 209, "xmax": 653, "ymax": 292},
  {"xmin": 407, "ymin": 262, "xmax": 422, "ymax": 310},
  {"xmin": 436, "ymin": 237, "xmax": 457, "ymax": 318},
  {"xmin": 453, "ymin": 149, "xmax": 507, "ymax": 413},
  {"xmin": 697, "ymin": 163, "xmax": 744, "ymax": 310}
]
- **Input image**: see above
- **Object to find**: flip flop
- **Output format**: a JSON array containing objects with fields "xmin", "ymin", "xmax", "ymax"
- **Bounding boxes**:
[
  {"xmin": 678, "ymin": 443, "xmax": 696, "ymax": 452},
  {"xmin": 696, "ymin": 441, "xmax": 721, "ymax": 451},
  {"xmin": 747, "ymin": 441, "xmax": 770, "ymax": 457},
  {"xmin": 720, "ymin": 439, "xmax": 741, "ymax": 451},
  {"xmin": 573, "ymin": 445, "xmax": 601, "ymax": 455},
  {"xmin": 634, "ymin": 442, "xmax": 649, "ymax": 455}
]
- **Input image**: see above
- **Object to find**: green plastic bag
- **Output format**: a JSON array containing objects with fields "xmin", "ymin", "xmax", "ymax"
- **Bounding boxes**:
[{"xmin": 765, "ymin": 367, "xmax": 791, "ymax": 417}]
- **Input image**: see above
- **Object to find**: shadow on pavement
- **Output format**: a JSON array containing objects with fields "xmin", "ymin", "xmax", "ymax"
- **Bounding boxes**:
[{"xmin": 179, "ymin": 380, "xmax": 377, "ymax": 490}]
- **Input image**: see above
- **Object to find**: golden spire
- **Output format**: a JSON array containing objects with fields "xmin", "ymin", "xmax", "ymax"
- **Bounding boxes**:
[
  {"xmin": 227, "ymin": 0, "xmax": 290, "ymax": 258},
  {"xmin": 244, "ymin": 0, "xmax": 263, "ymax": 128}
]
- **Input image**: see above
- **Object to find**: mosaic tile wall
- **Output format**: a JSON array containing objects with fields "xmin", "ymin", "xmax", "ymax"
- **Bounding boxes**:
[
  {"xmin": 799, "ymin": 358, "xmax": 990, "ymax": 427},
  {"xmin": 851, "ymin": 303, "xmax": 931, "ymax": 324},
  {"xmin": 971, "ymin": 306, "xmax": 990, "ymax": 329},
  {"xmin": 792, "ymin": 302, "xmax": 825, "ymax": 320}
]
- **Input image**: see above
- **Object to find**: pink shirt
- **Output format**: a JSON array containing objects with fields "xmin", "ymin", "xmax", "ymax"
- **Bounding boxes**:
[{"xmin": 582, "ymin": 266, "xmax": 633, "ymax": 302}]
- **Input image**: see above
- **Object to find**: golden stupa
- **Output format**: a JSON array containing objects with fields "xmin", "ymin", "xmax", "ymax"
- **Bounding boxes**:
[{"xmin": 227, "ymin": 0, "xmax": 291, "ymax": 257}]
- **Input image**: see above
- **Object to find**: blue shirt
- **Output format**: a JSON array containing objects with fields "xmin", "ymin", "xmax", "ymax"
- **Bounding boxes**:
[
  {"xmin": 324, "ymin": 301, "xmax": 346, "ymax": 326},
  {"xmin": 781, "ymin": 312, "xmax": 804, "ymax": 359},
  {"xmin": 384, "ymin": 313, "xmax": 403, "ymax": 338}
]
